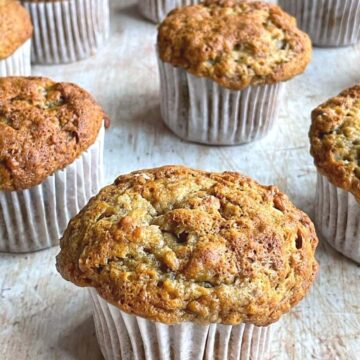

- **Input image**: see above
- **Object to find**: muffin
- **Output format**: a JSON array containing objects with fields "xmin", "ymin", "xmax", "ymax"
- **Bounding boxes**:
[
  {"xmin": 278, "ymin": 0, "xmax": 360, "ymax": 47},
  {"xmin": 0, "ymin": 76, "xmax": 107, "ymax": 253},
  {"xmin": 157, "ymin": 0, "xmax": 312, "ymax": 145},
  {"xmin": 56, "ymin": 166, "xmax": 319, "ymax": 359},
  {"xmin": 22, "ymin": 0, "xmax": 110, "ymax": 64},
  {"xmin": 139, "ymin": 0, "xmax": 198, "ymax": 23},
  {"xmin": 310, "ymin": 85, "xmax": 360, "ymax": 263},
  {"xmin": 0, "ymin": 1, "xmax": 32, "ymax": 76}
]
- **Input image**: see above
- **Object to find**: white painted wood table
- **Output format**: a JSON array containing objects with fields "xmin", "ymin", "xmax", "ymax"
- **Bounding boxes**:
[{"xmin": 1, "ymin": 0, "xmax": 360, "ymax": 359}]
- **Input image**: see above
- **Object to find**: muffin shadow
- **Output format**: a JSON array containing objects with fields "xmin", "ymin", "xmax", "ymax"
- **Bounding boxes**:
[
  {"xmin": 57, "ymin": 315, "xmax": 103, "ymax": 360},
  {"xmin": 113, "ymin": 3, "xmax": 145, "ymax": 23},
  {"xmin": 111, "ymin": 92, "xmax": 170, "ymax": 137}
]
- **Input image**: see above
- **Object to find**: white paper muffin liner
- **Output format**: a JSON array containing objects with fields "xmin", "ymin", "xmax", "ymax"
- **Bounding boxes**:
[
  {"xmin": 0, "ymin": 40, "xmax": 31, "ymax": 76},
  {"xmin": 23, "ymin": 0, "xmax": 110, "ymax": 64},
  {"xmin": 0, "ymin": 126, "xmax": 105, "ymax": 253},
  {"xmin": 158, "ymin": 58, "xmax": 285, "ymax": 145},
  {"xmin": 278, "ymin": 0, "xmax": 360, "ymax": 47},
  {"xmin": 138, "ymin": 0, "xmax": 199, "ymax": 23},
  {"xmin": 315, "ymin": 174, "xmax": 360, "ymax": 263},
  {"xmin": 88, "ymin": 288, "xmax": 272, "ymax": 360}
]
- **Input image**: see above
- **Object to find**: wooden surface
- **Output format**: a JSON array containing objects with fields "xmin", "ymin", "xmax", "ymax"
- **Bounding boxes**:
[{"xmin": 1, "ymin": 1, "xmax": 360, "ymax": 359}]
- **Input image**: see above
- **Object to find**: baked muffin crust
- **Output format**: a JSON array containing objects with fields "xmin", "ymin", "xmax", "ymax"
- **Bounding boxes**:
[
  {"xmin": 157, "ymin": 0, "xmax": 312, "ymax": 90},
  {"xmin": 56, "ymin": 166, "xmax": 319, "ymax": 326},
  {"xmin": 310, "ymin": 85, "xmax": 360, "ymax": 201},
  {"xmin": 0, "ymin": 77, "xmax": 106, "ymax": 191},
  {"xmin": 0, "ymin": 0, "xmax": 32, "ymax": 60}
]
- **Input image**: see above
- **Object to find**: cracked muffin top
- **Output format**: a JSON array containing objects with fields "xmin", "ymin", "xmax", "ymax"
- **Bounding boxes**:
[
  {"xmin": 310, "ymin": 85, "xmax": 360, "ymax": 201},
  {"xmin": 56, "ymin": 166, "xmax": 319, "ymax": 326},
  {"xmin": 0, "ymin": 0, "xmax": 32, "ymax": 60},
  {"xmin": 157, "ymin": 0, "xmax": 312, "ymax": 90},
  {"xmin": 0, "ymin": 77, "xmax": 106, "ymax": 192}
]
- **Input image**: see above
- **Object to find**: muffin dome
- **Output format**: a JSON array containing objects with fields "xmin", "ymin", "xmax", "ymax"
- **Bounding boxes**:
[
  {"xmin": 310, "ymin": 85, "xmax": 360, "ymax": 201},
  {"xmin": 158, "ymin": 0, "xmax": 312, "ymax": 90},
  {"xmin": 0, "ymin": 77, "xmax": 106, "ymax": 191},
  {"xmin": 56, "ymin": 166, "xmax": 319, "ymax": 326},
  {"xmin": 0, "ymin": 0, "xmax": 32, "ymax": 60}
]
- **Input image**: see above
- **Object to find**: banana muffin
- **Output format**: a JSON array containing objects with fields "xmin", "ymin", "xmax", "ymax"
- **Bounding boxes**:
[
  {"xmin": 0, "ymin": 76, "xmax": 107, "ymax": 253},
  {"xmin": 22, "ymin": 0, "xmax": 110, "ymax": 64},
  {"xmin": 0, "ymin": 0, "xmax": 32, "ymax": 76},
  {"xmin": 57, "ymin": 166, "xmax": 319, "ymax": 359},
  {"xmin": 157, "ymin": 0, "xmax": 312, "ymax": 145},
  {"xmin": 310, "ymin": 85, "xmax": 360, "ymax": 263},
  {"xmin": 278, "ymin": 0, "xmax": 360, "ymax": 47}
]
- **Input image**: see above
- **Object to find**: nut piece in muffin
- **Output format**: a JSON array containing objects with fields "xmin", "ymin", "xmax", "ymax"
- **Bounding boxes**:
[
  {"xmin": 57, "ymin": 165, "xmax": 319, "ymax": 326},
  {"xmin": 310, "ymin": 85, "xmax": 360, "ymax": 263},
  {"xmin": 156, "ymin": 0, "xmax": 312, "ymax": 145},
  {"xmin": 0, "ymin": 76, "xmax": 106, "ymax": 192},
  {"xmin": 0, "ymin": 76, "xmax": 107, "ymax": 253}
]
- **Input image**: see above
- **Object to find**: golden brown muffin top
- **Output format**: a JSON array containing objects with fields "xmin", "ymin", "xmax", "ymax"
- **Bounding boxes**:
[
  {"xmin": 310, "ymin": 85, "xmax": 360, "ymax": 201},
  {"xmin": 0, "ymin": 0, "xmax": 32, "ymax": 60},
  {"xmin": 158, "ymin": 0, "xmax": 312, "ymax": 90},
  {"xmin": 0, "ymin": 77, "xmax": 106, "ymax": 192},
  {"xmin": 56, "ymin": 166, "xmax": 319, "ymax": 326}
]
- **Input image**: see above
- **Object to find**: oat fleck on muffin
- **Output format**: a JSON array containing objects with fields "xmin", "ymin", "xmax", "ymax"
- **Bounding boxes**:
[
  {"xmin": 57, "ymin": 165, "xmax": 319, "ymax": 326},
  {"xmin": 158, "ymin": 0, "xmax": 312, "ymax": 91},
  {"xmin": 0, "ymin": 77, "xmax": 107, "ymax": 192},
  {"xmin": 310, "ymin": 85, "xmax": 360, "ymax": 200}
]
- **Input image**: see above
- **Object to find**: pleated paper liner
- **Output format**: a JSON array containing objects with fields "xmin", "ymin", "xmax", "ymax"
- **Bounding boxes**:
[
  {"xmin": 138, "ymin": 0, "xmax": 199, "ymax": 23},
  {"xmin": 278, "ymin": 0, "xmax": 360, "ymax": 47},
  {"xmin": 89, "ymin": 288, "xmax": 272, "ymax": 360},
  {"xmin": 0, "ymin": 125, "xmax": 105, "ymax": 253},
  {"xmin": 158, "ymin": 58, "xmax": 285, "ymax": 145},
  {"xmin": 23, "ymin": 0, "xmax": 110, "ymax": 64},
  {"xmin": 0, "ymin": 40, "xmax": 31, "ymax": 76},
  {"xmin": 315, "ymin": 174, "xmax": 360, "ymax": 263}
]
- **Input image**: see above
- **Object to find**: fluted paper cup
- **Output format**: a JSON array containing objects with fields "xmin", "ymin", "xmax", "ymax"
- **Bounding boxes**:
[
  {"xmin": 278, "ymin": 0, "xmax": 360, "ymax": 47},
  {"xmin": 138, "ymin": 0, "xmax": 199, "ymax": 23},
  {"xmin": 0, "ymin": 125, "xmax": 105, "ymax": 253},
  {"xmin": 0, "ymin": 40, "xmax": 31, "ymax": 76},
  {"xmin": 88, "ymin": 288, "xmax": 272, "ymax": 360},
  {"xmin": 315, "ymin": 174, "xmax": 360, "ymax": 263},
  {"xmin": 158, "ymin": 58, "xmax": 285, "ymax": 145},
  {"xmin": 23, "ymin": 0, "xmax": 110, "ymax": 64}
]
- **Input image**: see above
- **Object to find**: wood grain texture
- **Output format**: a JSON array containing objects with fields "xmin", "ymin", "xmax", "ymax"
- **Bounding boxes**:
[{"xmin": 1, "ymin": 0, "xmax": 360, "ymax": 359}]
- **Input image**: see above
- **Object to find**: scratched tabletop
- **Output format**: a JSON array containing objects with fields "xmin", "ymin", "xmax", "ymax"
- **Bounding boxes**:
[{"xmin": 1, "ymin": 1, "xmax": 360, "ymax": 359}]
